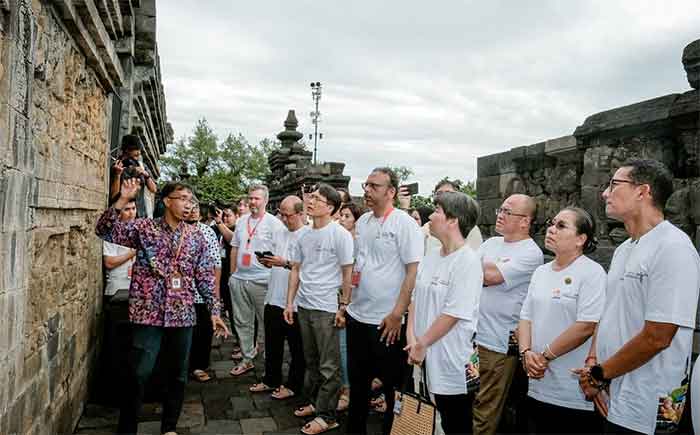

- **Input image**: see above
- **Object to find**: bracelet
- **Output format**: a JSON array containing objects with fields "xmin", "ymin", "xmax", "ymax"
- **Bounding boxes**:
[
  {"xmin": 519, "ymin": 348, "xmax": 531, "ymax": 357},
  {"xmin": 543, "ymin": 343, "xmax": 558, "ymax": 361}
]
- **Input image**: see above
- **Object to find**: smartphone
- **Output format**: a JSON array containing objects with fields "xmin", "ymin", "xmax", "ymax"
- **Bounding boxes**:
[
  {"xmin": 401, "ymin": 182, "xmax": 419, "ymax": 195},
  {"xmin": 254, "ymin": 251, "xmax": 274, "ymax": 258}
]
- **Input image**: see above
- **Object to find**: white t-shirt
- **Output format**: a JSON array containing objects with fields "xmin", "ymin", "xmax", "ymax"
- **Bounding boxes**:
[
  {"xmin": 476, "ymin": 237, "xmax": 543, "ymax": 354},
  {"xmin": 423, "ymin": 223, "xmax": 483, "ymax": 253},
  {"xmin": 347, "ymin": 209, "xmax": 424, "ymax": 325},
  {"xmin": 520, "ymin": 256, "xmax": 606, "ymax": 410},
  {"xmin": 103, "ymin": 241, "xmax": 134, "ymax": 296},
  {"xmin": 265, "ymin": 225, "xmax": 310, "ymax": 310},
  {"xmin": 290, "ymin": 221, "xmax": 354, "ymax": 313},
  {"xmin": 596, "ymin": 221, "xmax": 700, "ymax": 434},
  {"xmin": 231, "ymin": 212, "xmax": 285, "ymax": 283},
  {"xmin": 412, "ymin": 245, "xmax": 483, "ymax": 395}
]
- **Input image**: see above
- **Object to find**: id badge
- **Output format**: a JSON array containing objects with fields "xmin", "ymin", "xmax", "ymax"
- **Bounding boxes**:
[
  {"xmin": 220, "ymin": 247, "xmax": 226, "ymax": 258},
  {"xmin": 351, "ymin": 270, "xmax": 361, "ymax": 287},
  {"xmin": 127, "ymin": 264, "xmax": 132, "ymax": 278},
  {"xmin": 551, "ymin": 288, "xmax": 561, "ymax": 299},
  {"xmin": 171, "ymin": 272, "xmax": 182, "ymax": 290},
  {"xmin": 242, "ymin": 252, "xmax": 252, "ymax": 267},
  {"xmin": 393, "ymin": 393, "xmax": 403, "ymax": 415}
]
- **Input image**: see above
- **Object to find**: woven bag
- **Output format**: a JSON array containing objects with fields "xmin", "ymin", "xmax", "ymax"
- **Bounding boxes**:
[{"xmin": 390, "ymin": 365, "xmax": 435, "ymax": 435}]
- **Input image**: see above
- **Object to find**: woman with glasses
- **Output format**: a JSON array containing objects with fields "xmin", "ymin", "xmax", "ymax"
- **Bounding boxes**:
[{"xmin": 517, "ymin": 207, "xmax": 606, "ymax": 433}]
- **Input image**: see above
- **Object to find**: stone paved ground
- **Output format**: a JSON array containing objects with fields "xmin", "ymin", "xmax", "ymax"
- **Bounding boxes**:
[{"xmin": 75, "ymin": 337, "xmax": 383, "ymax": 435}]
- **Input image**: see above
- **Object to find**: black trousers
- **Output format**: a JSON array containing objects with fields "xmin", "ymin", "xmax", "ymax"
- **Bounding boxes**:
[
  {"xmin": 346, "ymin": 314, "xmax": 407, "ymax": 435},
  {"xmin": 262, "ymin": 304, "xmax": 306, "ymax": 394},
  {"xmin": 434, "ymin": 393, "xmax": 474, "ymax": 435},
  {"xmin": 117, "ymin": 325, "xmax": 193, "ymax": 435},
  {"xmin": 602, "ymin": 419, "xmax": 645, "ymax": 435},
  {"xmin": 527, "ymin": 397, "xmax": 604, "ymax": 434},
  {"xmin": 189, "ymin": 304, "xmax": 213, "ymax": 372}
]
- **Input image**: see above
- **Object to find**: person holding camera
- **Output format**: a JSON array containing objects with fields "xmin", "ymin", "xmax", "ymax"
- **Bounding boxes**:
[{"xmin": 110, "ymin": 134, "xmax": 157, "ymax": 216}]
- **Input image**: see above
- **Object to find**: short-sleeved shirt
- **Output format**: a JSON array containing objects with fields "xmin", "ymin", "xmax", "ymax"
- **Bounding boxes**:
[
  {"xmin": 476, "ymin": 237, "xmax": 543, "ymax": 354},
  {"xmin": 347, "ymin": 209, "xmax": 424, "ymax": 325},
  {"xmin": 596, "ymin": 221, "xmax": 700, "ymax": 434},
  {"xmin": 290, "ymin": 221, "xmax": 354, "ymax": 313},
  {"xmin": 231, "ymin": 212, "xmax": 285, "ymax": 283},
  {"xmin": 412, "ymin": 245, "xmax": 483, "ymax": 395},
  {"xmin": 266, "ymin": 225, "xmax": 310, "ymax": 310},
  {"xmin": 103, "ymin": 241, "xmax": 134, "ymax": 296},
  {"xmin": 520, "ymin": 256, "xmax": 606, "ymax": 410}
]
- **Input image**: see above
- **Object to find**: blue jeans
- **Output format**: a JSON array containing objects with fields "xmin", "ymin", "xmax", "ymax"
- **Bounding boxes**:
[
  {"xmin": 339, "ymin": 328, "xmax": 349, "ymax": 386},
  {"xmin": 117, "ymin": 324, "xmax": 193, "ymax": 435}
]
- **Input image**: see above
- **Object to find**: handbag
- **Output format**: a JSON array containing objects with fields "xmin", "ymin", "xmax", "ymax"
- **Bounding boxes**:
[{"xmin": 390, "ymin": 364, "xmax": 436, "ymax": 435}]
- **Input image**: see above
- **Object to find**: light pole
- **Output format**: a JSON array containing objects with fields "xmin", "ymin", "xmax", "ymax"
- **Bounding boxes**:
[{"xmin": 310, "ymin": 82, "xmax": 322, "ymax": 165}]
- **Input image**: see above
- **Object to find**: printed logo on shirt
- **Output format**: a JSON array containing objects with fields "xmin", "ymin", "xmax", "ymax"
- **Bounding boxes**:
[
  {"xmin": 430, "ymin": 276, "xmax": 449, "ymax": 287},
  {"xmin": 497, "ymin": 257, "xmax": 511, "ymax": 263},
  {"xmin": 551, "ymin": 288, "xmax": 561, "ymax": 299},
  {"xmin": 623, "ymin": 270, "xmax": 648, "ymax": 283},
  {"xmin": 564, "ymin": 277, "xmax": 573, "ymax": 285}
]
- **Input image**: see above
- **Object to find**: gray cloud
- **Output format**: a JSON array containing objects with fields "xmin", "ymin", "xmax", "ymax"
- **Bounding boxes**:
[{"xmin": 157, "ymin": 1, "xmax": 700, "ymax": 195}]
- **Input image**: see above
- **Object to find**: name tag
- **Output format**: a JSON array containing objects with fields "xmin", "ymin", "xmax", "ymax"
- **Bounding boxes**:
[{"xmin": 242, "ymin": 253, "xmax": 252, "ymax": 267}]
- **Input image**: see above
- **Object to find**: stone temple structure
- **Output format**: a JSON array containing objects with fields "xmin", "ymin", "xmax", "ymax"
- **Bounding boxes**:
[
  {"xmin": 267, "ymin": 110, "xmax": 350, "ymax": 210},
  {"xmin": 0, "ymin": 1, "xmax": 171, "ymax": 433},
  {"xmin": 477, "ymin": 38, "xmax": 700, "ymax": 269}
]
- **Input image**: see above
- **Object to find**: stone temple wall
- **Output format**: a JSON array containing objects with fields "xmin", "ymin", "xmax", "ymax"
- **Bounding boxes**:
[
  {"xmin": 476, "ymin": 38, "xmax": 700, "ymax": 347},
  {"xmin": 0, "ymin": 1, "xmax": 170, "ymax": 433}
]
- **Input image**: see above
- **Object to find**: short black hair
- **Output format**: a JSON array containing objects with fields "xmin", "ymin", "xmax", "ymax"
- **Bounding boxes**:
[
  {"xmin": 315, "ymin": 183, "xmax": 342, "ymax": 215},
  {"xmin": 340, "ymin": 202, "xmax": 364, "ymax": 221},
  {"xmin": 337, "ymin": 188, "xmax": 351, "ymax": 204},
  {"xmin": 371, "ymin": 167, "xmax": 399, "ymax": 199},
  {"xmin": 434, "ymin": 178, "xmax": 460, "ymax": 193},
  {"xmin": 161, "ymin": 181, "xmax": 193, "ymax": 199},
  {"xmin": 433, "ymin": 191, "xmax": 480, "ymax": 239},
  {"xmin": 417, "ymin": 205, "xmax": 434, "ymax": 226},
  {"xmin": 621, "ymin": 159, "xmax": 674, "ymax": 211},
  {"xmin": 562, "ymin": 207, "xmax": 598, "ymax": 255},
  {"xmin": 121, "ymin": 134, "xmax": 142, "ymax": 153}
]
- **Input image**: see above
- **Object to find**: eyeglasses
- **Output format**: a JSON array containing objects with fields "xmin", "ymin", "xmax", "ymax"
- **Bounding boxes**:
[
  {"xmin": 308, "ymin": 194, "xmax": 329, "ymax": 205},
  {"xmin": 544, "ymin": 218, "xmax": 571, "ymax": 231},
  {"xmin": 277, "ymin": 210, "xmax": 299, "ymax": 219},
  {"xmin": 361, "ymin": 182, "xmax": 390, "ymax": 191},
  {"xmin": 168, "ymin": 195, "xmax": 194, "ymax": 205},
  {"xmin": 495, "ymin": 207, "xmax": 529, "ymax": 218},
  {"xmin": 608, "ymin": 178, "xmax": 639, "ymax": 191}
]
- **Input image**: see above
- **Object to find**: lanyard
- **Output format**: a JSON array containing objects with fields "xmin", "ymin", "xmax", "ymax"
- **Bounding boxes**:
[
  {"xmin": 374, "ymin": 207, "xmax": 394, "ymax": 239},
  {"xmin": 246, "ymin": 214, "xmax": 264, "ymax": 248},
  {"xmin": 171, "ymin": 225, "xmax": 190, "ymax": 270}
]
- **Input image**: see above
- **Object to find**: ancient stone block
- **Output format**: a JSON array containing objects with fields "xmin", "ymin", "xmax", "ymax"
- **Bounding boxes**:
[{"xmin": 683, "ymin": 39, "xmax": 700, "ymax": 90}]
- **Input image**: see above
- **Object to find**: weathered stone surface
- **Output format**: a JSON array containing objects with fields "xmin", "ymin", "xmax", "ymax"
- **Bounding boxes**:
[
  {"xmin": 682, "ymin": 39, "xmax": 700, "ymax": 90},
  {"xmin": 239, "ymin": 417, "xmax": 277, "ymax": 434}
]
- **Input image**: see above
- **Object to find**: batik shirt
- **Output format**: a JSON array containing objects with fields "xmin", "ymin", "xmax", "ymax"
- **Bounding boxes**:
[
  {"xmin": 194, "ymin": 222, "xmax": 221, "ymax": 304},
  {"xmin": 96, "ymin": 207, "xmax": 220, "ymax": 327}
]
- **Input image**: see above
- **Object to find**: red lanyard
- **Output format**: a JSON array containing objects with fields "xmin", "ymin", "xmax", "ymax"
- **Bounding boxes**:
[
  {"xmin": 246, "ymin": 214, "xmax": 264, "ymax": 248},
  {"xmin": 379, "ymin": 207, "xmax": 394, "ymax": 225}
]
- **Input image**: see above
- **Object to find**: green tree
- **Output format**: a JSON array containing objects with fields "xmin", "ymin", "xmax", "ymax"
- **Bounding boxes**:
[
  {"xmin": 389, "ymin": 165, "xmax": 414, "ymax": 184},
  {"xmin": 160, "ymin": 118, "xmax": 279, "ymax": 205}
]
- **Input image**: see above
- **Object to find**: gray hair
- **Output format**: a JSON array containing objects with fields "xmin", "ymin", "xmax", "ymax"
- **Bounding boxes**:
[
  {"xmin": 433, "ymin": 191, "xmax": 480, "ymax": 239},
  {"xmin": 248, "ymin": 184, "xmax": 269, "ymax": 202}
]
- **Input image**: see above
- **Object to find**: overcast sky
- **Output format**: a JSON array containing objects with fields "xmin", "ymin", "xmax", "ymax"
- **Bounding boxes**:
[{"xmin": 157, "ymin": 1, "xmax": 699, "ymax": 196}]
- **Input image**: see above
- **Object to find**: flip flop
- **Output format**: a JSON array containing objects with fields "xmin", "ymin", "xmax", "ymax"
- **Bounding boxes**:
[
  {"xmin": 271, "ymin": 385, "xmax": 295, "ymax": 400},
  {"xmin": 191, "ymin": 369, "xmax": 211, "ymax": 382},
  {"xmin": 301, "ymin": 417, "xmax": 339, "ymax": 434},
  {"xmin": 230, "ymin": 362, "xmax": 254, "ymax": 376},
  {"xmin": 249, "ymin": 382, "xmax": 275, "ymax": 393},
  {"xmin": 294, "ymin": 404, "xmax": 315, "ymax": 418}
]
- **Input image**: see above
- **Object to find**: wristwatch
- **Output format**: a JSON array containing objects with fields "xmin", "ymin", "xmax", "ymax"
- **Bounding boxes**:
[
  {"xmin": 283, "ymin": 260, "xmax": 292, "ymax": 270},
  {"xmin": 590, "ymin": 364, "xmax": 611, "ymax": 388}
]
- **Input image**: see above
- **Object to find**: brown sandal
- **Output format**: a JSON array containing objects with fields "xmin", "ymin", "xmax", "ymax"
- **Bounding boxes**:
[
  {"xmin": 191, "ymin": 369, "xmax": 211, "ymax": 382},
  {"xmin": 301, "ymin": 417, "xmax": 339, "ymax": 434},
  {"xmin": 249, "ymin": 382, "xmax": 274, "ymax": 392},
  {"xmin": 271, "ymin": 385, "xmax": 295, "ymax": 400},
  {"xmin": 294, "ymin": 404, "xmax": 315, "ymax": 417},
  {"xmin": 230, "ymin": 362, "xmax": 254, "ymax": 376}
]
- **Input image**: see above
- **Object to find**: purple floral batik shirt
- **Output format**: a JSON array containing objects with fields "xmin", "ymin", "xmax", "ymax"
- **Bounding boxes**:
[{"xmin": 96, "ymin": 207, "xmax": 220, "ymax": 327}]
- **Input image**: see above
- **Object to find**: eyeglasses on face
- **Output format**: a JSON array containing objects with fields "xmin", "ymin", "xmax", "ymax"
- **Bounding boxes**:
[
  {"xmin": 361, "ymin": 182, "xmax": 390, "ymax": 191},
  {"xmin": 308, "ymin": 194, "xmax": 329, "ymax": 205},
  {"xmin": 607, "ymin": 178, "xmax": 639, "ymax": 191},
  {"xmin": 495, "ymin": 207, "xmax": 528, "ymax": 218},
  {"xmin": 277, "ymin": 210, "xmax": 299, "ymax": 219},
  {"xmin": 544, "ymin": 218, "xmax": 571, "ymax": 231}
]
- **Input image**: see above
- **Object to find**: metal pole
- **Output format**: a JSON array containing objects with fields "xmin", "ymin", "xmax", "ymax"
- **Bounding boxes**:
[{"xmin": 313, "ymin": 95, "xmax": 319, "ymax": 165}]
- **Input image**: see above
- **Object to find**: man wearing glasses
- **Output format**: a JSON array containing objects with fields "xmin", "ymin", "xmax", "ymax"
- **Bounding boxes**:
[
  {"xmin": 284, "ymin": 184, "xmax": 354, "ymax": 434},
  {"xmin": 248, "ymin": 196, "xmax": 308, "ymax": 401},
  {"xmin": 473, "ymin": 194, "xmax": 543, "ymax": 435},
  {"xmin": 96, "ymin": 179, "xmax": 229, "ymax": 435},
  {"xmin": 346, "ymin": 167, "xmax": 425, "ymax": 435},
  {"xmin": 576, "ymin": 159, "xmax": 700, "ymax": 434},
  {"xmin": 229, "ymin": 184, "xmax": 285, "ymax": 376}
]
